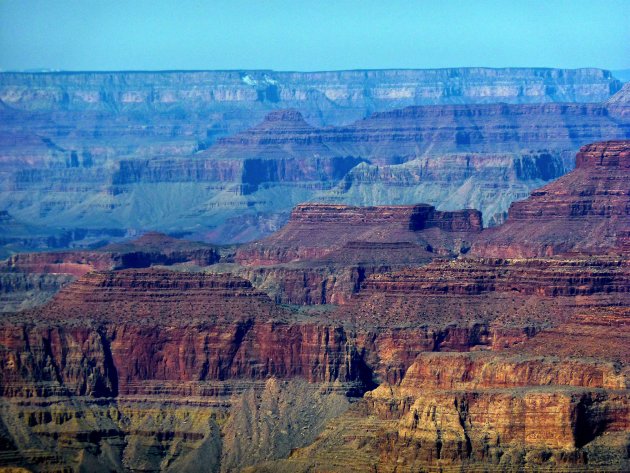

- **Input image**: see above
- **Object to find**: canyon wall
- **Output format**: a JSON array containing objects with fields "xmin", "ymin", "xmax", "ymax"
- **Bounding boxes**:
[
  {"xmin": 1, "ymin": 251, "xmax": 628, "ymax": 471},
  {"xmin": 1, "ymin": 70, "xmax": 628, "ymax": 253},
  {"xmin": 236, "ymin": 203, "xmax": 481, "ymax": 265},
  {"xmin": 1, "ymin": 68, "xmax": 621, "ymax": 123},
  {"xmin": 474, "ymin": 140, "xmax": 630, "ymax": 257},
  {"xmin": 0, "ymin": 71, "xmax": 630, "ymax": 472}
]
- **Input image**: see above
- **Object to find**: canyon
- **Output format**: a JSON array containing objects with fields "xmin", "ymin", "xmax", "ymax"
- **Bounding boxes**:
[
  {"xmin": 0, "ymin": 140, "xmax": 628, "ymax": 471},
  {"xmin": 0, "ymin": 232, "xmax": 223, "ymax": 313},
  {"xmin": 1, "ymin": 65, "xmax": 630, "ymax": 472},
  {"xmin": 1, "ymin": 69, "xmax": 629, "ymax": 254}
]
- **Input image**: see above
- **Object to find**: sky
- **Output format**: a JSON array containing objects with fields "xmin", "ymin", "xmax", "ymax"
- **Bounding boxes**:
[{"xmin": 0, "ymin": 0, "xmax": 628, "ymax": 72}]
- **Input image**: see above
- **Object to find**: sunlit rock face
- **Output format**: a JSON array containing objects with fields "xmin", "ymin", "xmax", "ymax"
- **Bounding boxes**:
[
  {"xmin": 1, "ymin": 253, "xmax": 628, "ymax": 470},
  {"xmin": 1, "ymin": 69, "xmax": 628, "ymax": 253},
  {"xmin": 1, "ymin": 67, "xmax": 630, "ymax": 472},
  {"xmin": 236, "ymin": 203, "xmax": 482, "ymax": 266},
  {"xmin": 473, "ymin": 140, "xmax": 630, "ymax": 257},
  {"xmin": 607, "ymin": 81, "xmax": 630, "ymax": 105}
]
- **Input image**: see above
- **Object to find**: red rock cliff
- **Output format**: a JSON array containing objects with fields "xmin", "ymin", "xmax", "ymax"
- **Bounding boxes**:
[
  {"xmin": 237, "ymin": 203, "xmax": 482, "ymax": 265},
  {"xmin": 474, "ymin": 140, "xmax": 630, "ymax": 257}
]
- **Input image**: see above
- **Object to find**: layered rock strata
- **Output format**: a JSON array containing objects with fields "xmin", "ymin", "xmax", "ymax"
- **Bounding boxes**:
[
  {"xmin": 1, "ymin": 140, "xmax": 630, "ymax": 471},
  {"xmin": 233, "ymin": 203, "xmax": 482, "ymax": 304},
  {"xmin": 607, "ymin": 81, "xmax": 630, "ymax": 106},
  {"xmin": 1, "ymin": 68, "xmax": 621, "ymax": 123},
  {"xmin": 0, "ymin": 232, "xmax": 221, "ymax": 311},
  {"xmin": 4, "ymin": 232, "xmax": 220, "ymax": 277},
  {"xmin": 1, "ymin": 259, "xmax": 628, "ymax": 471},
  {"xmin": 0, "ymin": 272, "xmax": 73, "ymax": 313},
  {"xmin": 2, "ymin": 90, "xmax": 629, "ymax": 250},
  {"xmin": 254, "ymin": 354, "xmax": 629, "ymax": 472},
  {"xmin": 474, "ymin": 140, "xmax": 630, "ymax": 257},
  {"xmin": 236, "ymin": 203, "xmax": 482, "ymax": 266}
]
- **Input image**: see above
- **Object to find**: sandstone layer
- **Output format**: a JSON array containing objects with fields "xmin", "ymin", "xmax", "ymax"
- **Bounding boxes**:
[
  {"xmin": 474, "ymin": 140, "xmax": 630, "ymax": 257},
  {"xmin": 233, "ymin": 203, "xmax": 481, "ymax": 304},
  {"xmin": 237, "ymin": 203, "xmax": 481, "ymax": 265},
  {"xmin": 0, "ymin": 232, "xmax": 222, "ymax": 312}
]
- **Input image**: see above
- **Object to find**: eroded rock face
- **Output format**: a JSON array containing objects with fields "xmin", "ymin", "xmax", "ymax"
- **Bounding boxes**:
[
  {"xmin": 0, "ymin": 233, "xmax": 222, "ymax": 311},
  {"xmin": 362, "ymin": 257, "xmax": 630, "ymax": 297},
  {"xmin": 397, "ymin": 352, "xmax": 627, "ymax": 391},
  {"xmin": 1, "ymin": 140, "xmax": 630, "ymax": 471},
  {"xmin": 0, "ymin": 270, "xmax": 371, "ymax": 399},
  {"xmin": 607, "ymin": 81, "xmax": 630, "ymax": 106},
  {"xmin": 236, "ymin": 203, "xmax": 482, "ymax": 266},
  {"xmin": 4, "ymin": 251, "xmax": 119, "ymax": 277},
  {"xmin": 0, "ymin": 379, "xmax": 350, "ymax": 473},
  {"xmin": 1, "ymin": 258, "xmax": 629, "ymax": 471},
  {"xmin": 1, "ymin": 68, "xmax": 621, "ymax": 119},
  {"xmin": 0, "ymin": 272, "xmax": 73, "ymax": 313},
  {"xmin": 2, "ymin": 77, "xmax": 628, "ymax": 251},
  {"xmin": 474, "ymin": 140, "xmax": 630, "ymax": 257},
  {"xmin": 251, "ymin": 353, "xmax": 630, "ymax": 472},
  {"xmin": 233, "ymin": 203, "xmax": 482, "ymax": 304},
  {"xmin": 3, "ymin": 232, "xmax": 220, "ymax": 277}
]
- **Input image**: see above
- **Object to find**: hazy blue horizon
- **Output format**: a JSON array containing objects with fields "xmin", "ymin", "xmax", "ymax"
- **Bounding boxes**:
[{"xmin": 1, "ymin": 0, "xmax": 628, "ymax": 72}]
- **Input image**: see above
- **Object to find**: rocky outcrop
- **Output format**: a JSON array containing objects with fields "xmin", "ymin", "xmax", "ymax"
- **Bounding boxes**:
[
  {"xmin": 0, "ymin": 233, "xmax": 222, "ymax": 313},
  {"xmin": 474, "ymin": 140, "xmax": 630, "ymax": 257},
  {"xmin": 285, "ymin": 203, "xmax": 482, "ymax": 232},
  {"xmin": 362, "ymin": 257, "xmax": 630, "ymax": 297},
  {"xmin": 397, "ymin": 352, "xmax": 627, "ymax": 391},
  {"xmin": 232, "ymin": 203, "xmax": 483, "ymax": 304},
  {"xmin": 1, "ymin": 68, "xmax": 621, "ymax": 122},
  {"xmin": 333, "ymin": 254, "xmax": 630, "ymax": 340},
  {"xmin": 10, "ymin": 251, "xmax": 622, "ymax": 398},
  {"xmin": 607, "ymin": 82, "xmax": 630, "ymax": 105},
  {"xmin": 3, "ymin": 233, "xmax": 220, "ymax": 277},
  {"xmin": 101, "ymin": 232, "xmax": 222, "ymax": 268},
  {"xmin": 328, "ymin": 103, "xmax": 629, "ymax": 161},
  {"xmin": 237, "ymin": 258, "xmax": 417, "ymax": 305},
  {"xmin": 1, "ymin": 249, "xmax": 629, "ymax": 471},
  {"xmin": 114, "ymin": 109, "xmax": 365, "ymax": 194},
  {"xmin": 2, "ymin": 136, "xmax": 630, "ymax": 471},
  {"xmin": 0, "ymin": 270, "xmax": 371, "ymax": 398},
  {"xmin": 236, "ymin": 203, "xmax": 481, "ymax": 266},
  {"xmin": 4, "ymin": 251, "xmax": 118, "ymax": 277},
  {"xmin": 251, "ymin": 351, "xmax": 630, "ymax": 473},
  {"xmin": 328, "ymin": 151, "xmax": 575, "ymax": 226}
]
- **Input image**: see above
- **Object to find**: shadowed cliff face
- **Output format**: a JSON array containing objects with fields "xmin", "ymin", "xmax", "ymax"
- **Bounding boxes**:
[{"xmin": 1, "ymin": 69, "xmax": 629, "ymax": 253}]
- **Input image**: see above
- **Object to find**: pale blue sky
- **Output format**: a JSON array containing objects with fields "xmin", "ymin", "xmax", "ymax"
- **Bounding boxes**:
[{"xmin": 0, "ymin": 0, "xmax": 628, "ymax": 71}]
